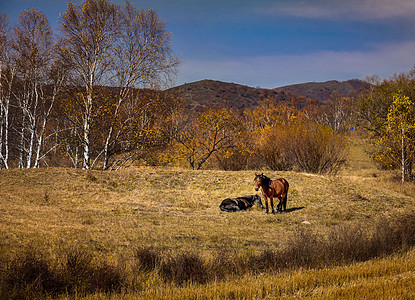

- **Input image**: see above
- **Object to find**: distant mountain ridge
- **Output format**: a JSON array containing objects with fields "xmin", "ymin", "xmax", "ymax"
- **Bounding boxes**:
[
  {"xmin": 168, "ymin": 79, "xmax": 370, "ymax": 112},
  {"xmin": 273, "ymin": 79, "xmax": 371, "ymax": 103}
]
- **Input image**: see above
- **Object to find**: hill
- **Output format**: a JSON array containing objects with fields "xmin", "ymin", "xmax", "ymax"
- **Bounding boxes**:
[
  {"xmin": 168, "ymin": 79, "xmax": 370, "ymax": 112},
  {"xmin": 168, "ymin": 79, "xmax": 280, "ymax": 112},
  {"xmin": 273, "ymin": 79, "xmax": 371, "ymax": 102}
]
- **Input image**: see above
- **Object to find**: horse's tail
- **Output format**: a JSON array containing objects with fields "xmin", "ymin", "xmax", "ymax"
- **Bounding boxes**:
[
  {"xmin": 280, "ymin": 178, "xmax": 289, "ymax": 211},
  {"xmin": 283, "ymin": 178, "xmax": 289, "ymax": 193},
  {"xmin": 284, "ymin": 179, "xmax": 289, "ymax": 201}
]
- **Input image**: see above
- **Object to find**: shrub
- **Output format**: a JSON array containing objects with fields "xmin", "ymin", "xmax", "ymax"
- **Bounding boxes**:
[
  {"xmin": 281, "ymin": 228, "xmax": 323, "ymax": 269},
  {"xmin": 252, "ymin": 121, "xmax": 347, "ymax": 174},
  {"xmin": 389, "ymin": 213, "xmax": 415, "ymax": 251},
  {"xmin": 324, "ymin": 225, "xmax": 372, "ymax": 263},
  {"xmin": 215, "ymin": 148, "xmax": 251, "ymax": 171},
  {"xmin": 134, "ymin": 246, "xmax": 162, "ymax": 273},
  {"xmin": 1, "ymin": 250, "xmax": 61, "ymax": 299},
  {"xmin": 255, "ymin": 125, "xmax": 293, "ymax": 171},
  {"xmin": 159, "ymin": 252, "xmax": 208, "ymax": 285},
  {"xmin": 287, "ymin": 121, "xmax": 347, "ymax": 174},
  {"xmin": 60, "ymin": 247, "xmax": 124, "ymax": 294}
]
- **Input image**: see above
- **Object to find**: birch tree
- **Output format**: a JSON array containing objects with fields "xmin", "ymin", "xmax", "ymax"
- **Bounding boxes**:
[
  {"xmin": 32, "ymin": 61, "xmax": 67, "ymax": 168},
  {"xmin": 354, "ymin": 70, "xmax": 415, "ymax": 181},
  {"xmin": 0, "ymin": 14, "xmax": 13, "ymax": 169},
  {"xmin": 100, "ymin": 3, "xmax": 179, "ymax": 170},
  {"xmin": 380, "ymin": 93, "xmax": 415, "ymax": 181},
  {"xmin": 12, "ymin": 9, "xmax": 54, "ymax": 168},
  {"xmin": 57, "ymin": 0, "xmax": 119, "ymax": 169}
]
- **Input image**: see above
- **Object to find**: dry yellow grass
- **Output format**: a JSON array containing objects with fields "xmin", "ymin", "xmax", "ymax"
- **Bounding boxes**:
[
  {"xmin": 1, "ymin": 135, "xmax": 415, "ymax": 298},
  {"xmin": 112, "ymin": 249, "xmax": 415, "ymax": 300},
  {"xmin": 2, "ymin": 167, "xmax": 412, "ymax": 257}
]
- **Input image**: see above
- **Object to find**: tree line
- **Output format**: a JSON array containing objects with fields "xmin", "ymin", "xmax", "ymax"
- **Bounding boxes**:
[{"xmin": 1, "ymin": 0, "xmax": 414, "ymax": 179}]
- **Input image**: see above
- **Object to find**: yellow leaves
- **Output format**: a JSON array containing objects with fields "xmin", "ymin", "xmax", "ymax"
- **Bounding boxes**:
[
  {"xmin": 374, "ymin": 92, "xmax": 415, "ymax": 174},
  {"xmin": 386, "ymin": 93, "xmax": 415, "ymax": 134}
]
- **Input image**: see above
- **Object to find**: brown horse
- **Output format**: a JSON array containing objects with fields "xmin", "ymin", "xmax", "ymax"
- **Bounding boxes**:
[{"xmin": 254, "ymin": 173, "xmax": 289, "ymax": 214}]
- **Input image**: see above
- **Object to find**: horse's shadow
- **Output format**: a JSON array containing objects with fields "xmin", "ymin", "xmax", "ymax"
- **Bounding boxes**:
[{"xmin": 283, "ymin": 206, "xmax": 305, "ymax": 213}]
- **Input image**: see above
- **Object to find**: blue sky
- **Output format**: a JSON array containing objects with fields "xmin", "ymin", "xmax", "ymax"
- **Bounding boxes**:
[{"xmin": 1, "ymin": 0, "xmax": 415, "ymax": 88}]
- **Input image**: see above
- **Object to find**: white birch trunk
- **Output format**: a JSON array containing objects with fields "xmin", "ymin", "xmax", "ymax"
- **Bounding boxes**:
[
  {"xmin": 26, "ymin": 86, "xmax": 39, "ymax": 168},
  {"xmin": 0, "ymin": 64, "xmax": 13, "ymax": 169},
  {"xmin": 34, "ymin": 86, "xmax": 58, "ymax": 168},
  {"xmin": 18, "ymin": 120, "xmax": 25, "ymax": 168},
  {"xmin": 82, "ymin": 93, "xmax": 92, "ymax": 169},
  {"xmin": 34, "ymin": 118, "xmax": 46, "ymax": 168},
  {"xmin": 401, "ymin": 126, "xmax": 406, "ymax": 182},
  {"xmin": 26, "ymin": 126, "xmax": 35, "ymax": 168},
  {"xmin": 103, "ymin": 126, "xmax": 113, "ymax": 170}
]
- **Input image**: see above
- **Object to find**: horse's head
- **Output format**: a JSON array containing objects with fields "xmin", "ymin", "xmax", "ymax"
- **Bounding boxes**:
[
  {"xmin": 253, "ymin": 194, "xmax": 263, "ymax": 208},
  {"xmin": 254, "ymin": 173, "xmax": 263, "ymax": 191}
]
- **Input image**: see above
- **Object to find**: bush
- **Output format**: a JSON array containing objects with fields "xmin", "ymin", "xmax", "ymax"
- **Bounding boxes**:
[
  {"xmin": 159, "ymin": 252, "xmax": 208, "ymax": 285},
  {"xmin": 0, "ymin": 247, "xmax": 124, "ymax": 299},
  {"xmin": 60, "ymin": 247, "xmax": 124, "ymax": 294},
  {"xmin": 255, "ymin": 125, "xmax": 293, "ymax": 171},
  {"xmin": 215, "ymin": 149, "xmax": 251, "ymax": 171},
  {"xmin": 134, "ymin": 246, "xmax": 162, "ymax": 273},
  {"xmin": 254, "ymin": 121, "xmax": 347, "ymax": 174},
  {"xmin": 287, "ymin": 121, "xmax": 347, "ymax": 174},
  {"xmin": 1, "ymin": 250, "xmax": 61, "ymax": 299}
]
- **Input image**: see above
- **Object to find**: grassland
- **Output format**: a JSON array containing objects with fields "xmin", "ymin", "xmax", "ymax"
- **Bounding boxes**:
[{"xmin": 1, "ymin": 135, "xmax": 415, "ymax": 298}]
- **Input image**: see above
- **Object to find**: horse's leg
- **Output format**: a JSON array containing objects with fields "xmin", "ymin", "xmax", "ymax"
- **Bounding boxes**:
[
  {"xmin": 283, "ymin": 194, "xmax": 288, "ymax": 211},
  {"xmin": 264, "ymin": 197, "xmax": 269, "ymax": 213},
  {"xmin": 275, "ymin": 196, "xmax": 281, "ymax": 212},
  {"xmin": 270, "ymin": 197, "xmax": 275, "ymax": 214}
]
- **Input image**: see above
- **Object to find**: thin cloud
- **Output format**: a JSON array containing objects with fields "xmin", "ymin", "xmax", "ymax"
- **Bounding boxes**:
[
  {"xmin": 177, "ymin": 41, "xmax": 415, "ymax": 88},
  {"xmin": 258, "ymin": 0, "xmax": 415, "ymax": 21}
]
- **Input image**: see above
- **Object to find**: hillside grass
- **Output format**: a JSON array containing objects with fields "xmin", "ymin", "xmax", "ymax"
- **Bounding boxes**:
[{"xmin": 1, "ymin": 135, "xmax": 415, "ymax": 298}]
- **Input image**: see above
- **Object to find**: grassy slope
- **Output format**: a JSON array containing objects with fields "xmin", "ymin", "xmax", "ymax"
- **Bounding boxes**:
[{"xmin": 1, "ymin": 135, "xmax": 415, "ymax": 298}]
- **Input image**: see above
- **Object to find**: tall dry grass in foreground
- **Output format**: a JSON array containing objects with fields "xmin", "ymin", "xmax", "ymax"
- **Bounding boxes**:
[
  {"xmin": 133, "ymin": 249, "xmax": 415, "ymax": 300},
  {"xmin": 1, "ymin": 136, "xmax": 415, "ymax": 298},
  {"xmin": 2, "ymin": 214, "xmax": 415, "ymax": 299}
]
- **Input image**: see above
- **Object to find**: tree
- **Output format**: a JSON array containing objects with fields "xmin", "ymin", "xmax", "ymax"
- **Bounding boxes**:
[
  {"xmin": 101, "ymin": 3, "xmax": 179, "ymax": 170},
  {"xmin": 52, "ymin": 88, "xmax": 85, "ymax": 168},
  {"xmin": 353, "ymin": 72, "xmax": 415, "ymax": 134},
  {"xmin": 214, "ymin": 127, "xmax": 253, "ymax": 171},
  {"xmin": 0, "ymin": 14, "xmax": 13, "ymax": 169},
  {"xmin": 306, "ymin": 91, "xmax": 352, "ymax": 133},
  {"xmin": 379, "ymin": 93, "xmax": 415, "ymax": 181},
  {"xmin": 243, "ymin": 98, "xmax": 298, "ymax": 131},
  {"xmin": 175, "ymin": 108, "xmax": 241, "ymax": 170},
  {"xmin": 58, "ymin": 0, "xmax": 119, "ymax": 169},
  {"xmin": 11, "ymin": 9, "xmax": 55, "ymax": 168},
  {"xmin": 32, "ymin": 61, "xmax": 67, "ymax": 168},
  {"xmin": 95, "ymin": 89, "xmax": 184, "ymax": 170}
]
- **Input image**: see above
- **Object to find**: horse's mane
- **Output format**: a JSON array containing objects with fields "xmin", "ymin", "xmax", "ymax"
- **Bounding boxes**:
[{"xmin": 261, "ymin": 174, "xmax": 271, "ymax": 188}]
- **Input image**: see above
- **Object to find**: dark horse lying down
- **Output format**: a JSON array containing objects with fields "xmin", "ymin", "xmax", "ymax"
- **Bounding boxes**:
[{"xmin": 219, "ymin": 195, "xmax": 263, "ymax": 212}]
